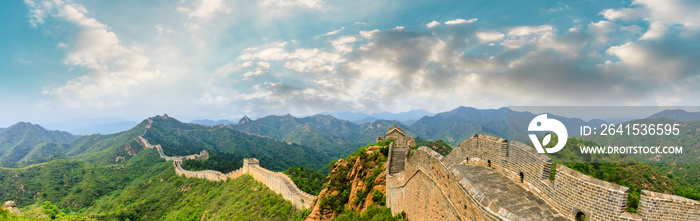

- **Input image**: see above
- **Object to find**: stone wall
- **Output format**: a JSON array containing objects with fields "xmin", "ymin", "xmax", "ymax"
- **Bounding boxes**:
[
  {"xmin": 638, "ymin": 190, "xmax": 700, "ymax": 221},
  {"xmin": 246, "ymin": 162, "xmax": 316, "ymax": 209},
  {"xmin": 386, "ymin": 147, "xmax": 499, "ymax": 221},
  {"xmin": 402, "ymin": 134, "xmax": 700, "ymax": 221},
  {"xmin": 140, "ymin": 136, "xmax": 316, "ymax": 210}
]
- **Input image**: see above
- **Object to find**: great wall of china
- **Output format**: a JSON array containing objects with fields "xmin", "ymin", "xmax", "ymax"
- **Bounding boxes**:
[
  {"xmin": 385, "ymin": 133, "xmax": 700, "ymax": 221},
  {"xmin": 138, "ymin": 116, "xmax": 699, "ymax": 220},
  {"xmin": 137, "ymin": 117, "xmax": 315, "ymax": 210}
]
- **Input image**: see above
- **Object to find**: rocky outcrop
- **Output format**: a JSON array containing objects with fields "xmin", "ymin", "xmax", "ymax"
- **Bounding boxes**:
[
  {"xmin": 2, "ymin": 201, "xmax": 20, "ymax": 216},
  {"xmin": 306, "ymin": 146, "xmax": 388, "ymax": 221}
]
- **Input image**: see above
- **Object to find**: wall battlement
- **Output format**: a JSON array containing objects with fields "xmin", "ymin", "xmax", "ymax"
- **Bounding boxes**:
[
  {"xmin": 138, "ymin": 136, "xmax": 316, "ymax": 210},
  {"xmin": 387, "ymin": 133, "xmax": 700, "ymax": 221}
]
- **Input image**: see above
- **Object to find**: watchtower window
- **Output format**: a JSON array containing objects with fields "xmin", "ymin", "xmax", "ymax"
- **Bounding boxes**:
[
  {"xmin": 575, "ymin": 212, "xmax": 586, "ymax": 221},
  {"xmin": 519, "ymin": 172, "xmax": 524, "ymax": 183},
  {"xmin": 465, "ymin": 157, "xmax": 469, "ymax": 164},
  {"xmin": 487, "ymin": 160, "xmax": 491, "ymax": 168}
]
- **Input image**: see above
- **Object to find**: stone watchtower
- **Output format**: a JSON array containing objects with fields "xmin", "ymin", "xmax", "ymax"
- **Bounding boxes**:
[
  {"xmin": 377, "ymin": 125, "xmax": 415, "ymax": 148},
  {"xmin": 243, "ymin": 158, "xmax": 259, "ymax": 166},
  {"xmin": 242, "ymin": 158, "xmax": 259, "ymax": 173},
  {"xmin": 198, "ymin": 149, "xmax": 209, "ymax": 160}
]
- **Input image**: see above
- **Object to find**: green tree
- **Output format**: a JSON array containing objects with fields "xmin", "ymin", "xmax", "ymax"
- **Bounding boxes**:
[{"xmin": 41, "ymin": 201, "xmax": 60, "ymax": 219}]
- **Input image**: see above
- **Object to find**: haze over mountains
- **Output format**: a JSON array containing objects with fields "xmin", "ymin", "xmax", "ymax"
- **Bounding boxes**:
[
  {"xmin": 4, "ymin": 106, "xmax": 700, "ymax": 170},
  {"xmin": 6, "ymin": 107, "xmax": 700, "ymax": 167},
  {"xmin": 3, "ymin": 107, "xmax": 700, "ymax": 219}
]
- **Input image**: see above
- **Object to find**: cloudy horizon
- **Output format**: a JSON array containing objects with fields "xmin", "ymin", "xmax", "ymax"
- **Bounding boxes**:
[{"xmin": 2, "ymin": 0, "xmax": 700, "ymax": 127}]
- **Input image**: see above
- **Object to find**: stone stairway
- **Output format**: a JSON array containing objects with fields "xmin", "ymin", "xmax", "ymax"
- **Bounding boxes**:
[{"xmin": 389, "ymin": 147, "xmax": 407, "ymax": 175}]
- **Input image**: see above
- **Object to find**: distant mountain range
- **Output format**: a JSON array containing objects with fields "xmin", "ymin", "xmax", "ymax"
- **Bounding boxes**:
[
  {"xmin": 323, "ymin": 109, "xmax": 434, "ymax": 125},
  {"xmin": 41, "ymin": 117, "xmax": 138, "ymax": 135},
  {"xmin": 646, "ymin": 109, "xmax": 700, "ymax": 122},
  {"xmin": 189, "ymin": 119, "xmax": 237, "ymax": 126},
  {"xmin": 6, "ymin": 107, "xmax": 699, "ymax": 169}
]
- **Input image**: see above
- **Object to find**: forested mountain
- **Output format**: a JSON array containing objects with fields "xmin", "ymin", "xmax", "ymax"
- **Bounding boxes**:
[
  {"xmin": 324, "ymin": 109, "xmax": 433, "ymax": 125},
  {"xmin": 0, "ymin": 122, "xmax": 77, "ymax": 167},
  {"xmin": 231, "ymin": 114, "xmax": 416, "ymax": 160},
  {"xmin": 647, "ymin": 109, "xmax": 700, "ymax": 122},
  {"xmin": 144, "ymin": 115, "xmax": 329, "ymax": 172},
  {"xmin": 581, "ymin": 118, "xmax": 700, "ymax": 198},
  {"xmin": 0, "ymin": 146, "xmax": 305, "ymax": 220},
  {"xmin": 189, "ymin": 119, "xmax": 237, "ymax": 126},
  {"xmin": 0, "ymin": 115, "xmax": 319, "ymax": 220}
]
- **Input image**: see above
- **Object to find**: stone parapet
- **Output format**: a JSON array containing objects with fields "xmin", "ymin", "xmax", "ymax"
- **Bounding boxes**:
[{"xmin": 391, "ymin": 134, "xmax": 699, "ymax": 221}]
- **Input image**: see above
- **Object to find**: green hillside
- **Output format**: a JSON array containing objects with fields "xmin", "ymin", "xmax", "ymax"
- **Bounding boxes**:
[
  {"xmin": 0, "ymin": 149, "xmax": 165, "ymax": 211},
  {"xmin": 0, "ymin": 122, "xmax": 78, "ymax": 167},
  {"xmin": 87, "ymin": 170, "xmax": 302, "ymax": 221},
  {"xmin": 1, "ymin": 147, "xmax": 305, "ymax": 220}
]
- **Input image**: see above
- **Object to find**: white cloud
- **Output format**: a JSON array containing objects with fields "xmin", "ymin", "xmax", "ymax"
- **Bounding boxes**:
[
  {"xmin": 24, "ymin": 0, "xmax": 46, "ymax": 27},
  {"xmin": 322, "ymin": 27, "xmax": 344, "ymax": 36},
  {"xmin": 640, "ymin": 21, "xmax": 667, "ymax": 40},
  {"xmin": 243, "ymin": 62, "xmax": 271, "ymax": 79},
  {"xmin": 445, "ymin": 18, "xmax": 477, "ymax": 25},
  {"xmin": 475, "ymin": 30, "xmax": 504, "ymax": 43},
  {"xmin": 237, "ymin": 41, "xmax": 343, "ymax": 74},
  {"xmin": 330, "ymin": 36, "xmax": 358, "ymax": 53},
  {"xmin": 26, "ymin": 0, "xmax": 161, "ymax": 109},
  {"xmin": 600, "ymin": 7, "xmax": 645, "ymax": 21},
  {"xmin": 502, "ymin": 25, "xmax": 554, "ymax": 49},
  {"xmin": 602, "ymin": 0, "xmax": 700, "ymax": 40},
  {"xmin": 359, "ymin": 29, "xmax": 380, "ymax": 39},
  {"xmin": 426, "ymin": 20, "xmax": 440, "ymax": 28},
  {"xmin": 507, "ymin": 25, "xmax": 553, "ymax": 36}
]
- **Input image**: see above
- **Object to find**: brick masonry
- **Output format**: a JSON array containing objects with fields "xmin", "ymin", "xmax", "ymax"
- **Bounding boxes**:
[{"xmin": 387, "ymin": 132, "xmax": 700, "ymax": 221}]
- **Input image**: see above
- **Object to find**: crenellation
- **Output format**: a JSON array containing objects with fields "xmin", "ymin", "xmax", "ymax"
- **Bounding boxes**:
[{"xmin": 387, "ymin": 130, "xmax": 698, "ymax": 221}]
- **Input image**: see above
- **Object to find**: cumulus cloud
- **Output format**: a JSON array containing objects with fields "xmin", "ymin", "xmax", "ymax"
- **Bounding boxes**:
[
  {"xmin": 602, "ymin": 0, "xmax": 700, "ymax": 40},
  {"xmin": 26, "ymin": 0, "xmax": 160, "ymax": 109},
  {"xmin": 426, "ymin": 20, "xmax": 440, "ymax": 28},
  {"xmin": 330, "ymin": 36, "xmax": 358, "ymax": 53},
  {"xmin": 236, "ymin": 41, "xmax": 343, "ymax": 75},
  {"xmin": 21, "ymin": 0, "xmax": 700, "ymax": 119},
  {"xmin": 475, "ymin": 30, "xmax": 504, "ymax": 43}
]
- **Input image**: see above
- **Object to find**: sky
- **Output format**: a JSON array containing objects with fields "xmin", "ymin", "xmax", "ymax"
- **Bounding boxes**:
[{"xmin": 1, "ymin": 0, "xmax": 700, "ymax": 126}]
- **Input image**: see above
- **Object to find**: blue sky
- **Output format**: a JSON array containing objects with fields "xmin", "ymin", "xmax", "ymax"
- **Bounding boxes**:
[{"xmin": 1, "ymin": 0, "xmax": 699, "ymax": 126}]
